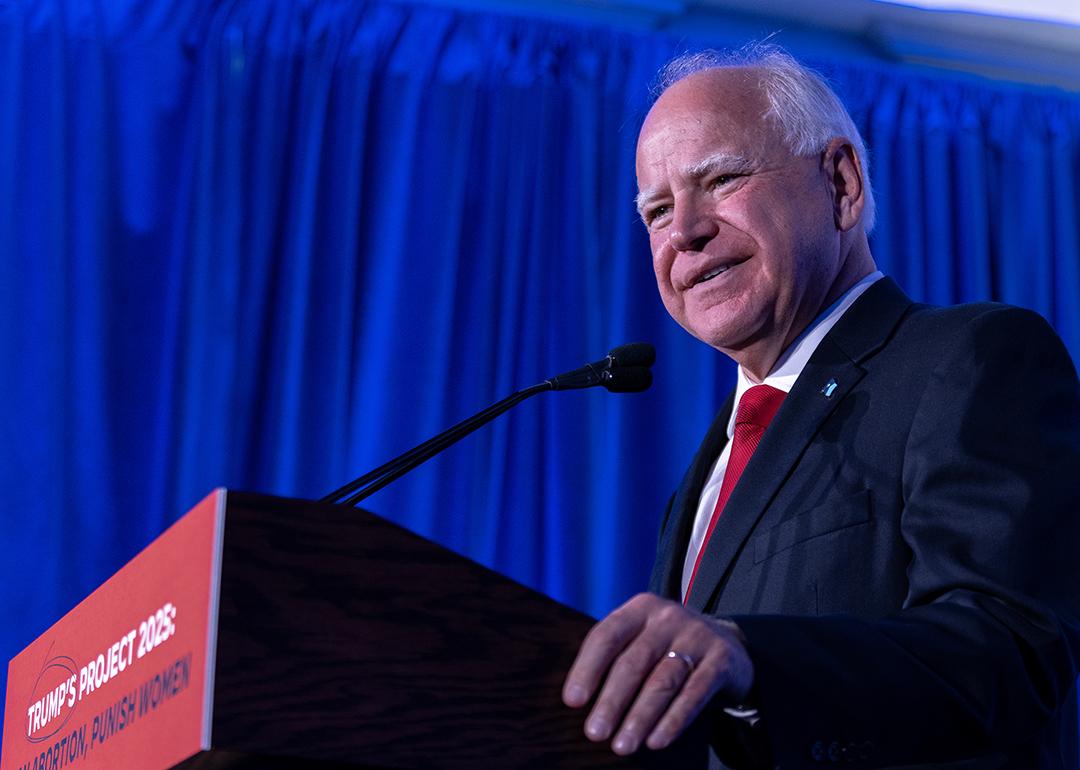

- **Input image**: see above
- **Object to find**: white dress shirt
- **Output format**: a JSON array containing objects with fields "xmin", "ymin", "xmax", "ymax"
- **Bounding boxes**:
[{"xmin": 680, "ymin": 271, "xmax": 884, "ymax": 600}]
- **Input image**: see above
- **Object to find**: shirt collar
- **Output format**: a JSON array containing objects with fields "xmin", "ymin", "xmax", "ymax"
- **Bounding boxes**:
[{"xmin": 727, "ymin": 271, "xmax": 884, "ymax": 438}]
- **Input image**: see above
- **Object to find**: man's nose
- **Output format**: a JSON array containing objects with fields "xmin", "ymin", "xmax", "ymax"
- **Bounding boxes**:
[{"xmin": 668, "ymin": 201, "xmax": 718, "ymax": 252}]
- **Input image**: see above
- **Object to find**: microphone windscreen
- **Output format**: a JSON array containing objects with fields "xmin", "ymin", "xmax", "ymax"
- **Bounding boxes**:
[
  {"xmin": 604, "ymin": 366, "xmax": 653, "ymax": 393},
  {"xmin": 608, "ymin": 342, "xmax": 655, "ymax": 368}
]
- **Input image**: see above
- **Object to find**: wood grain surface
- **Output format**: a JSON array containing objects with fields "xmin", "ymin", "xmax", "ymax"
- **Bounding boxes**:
[{"xmin": 181, "ymin": 492, "xmax": 707, "ymax": 769}]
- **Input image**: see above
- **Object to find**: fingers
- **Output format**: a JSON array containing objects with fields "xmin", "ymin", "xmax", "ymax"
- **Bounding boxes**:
[
  {"xmin": 643, "ymin": 625, "xmax": 754, "ymax": 750},
  {"xmin": 583, "ymin": 623, "xmax": 675, "ymax": 744},
  {"xmin": 563, "ymin": 593, "xmax": 755, "ymax": 755},
  {"xmin": 605, "ymin": 618, "xmax": 720, "ymax": 754},
  {"xmin": 609, "ymin": 651, "xmax": 695, "ymax": 754},
  {"xmin": 562, "ymin": 594, "xmax": 652, "ymax": 708},
  {"xmin": 644, "ymin": 651, "xmax": 725, "ymax": 749}
]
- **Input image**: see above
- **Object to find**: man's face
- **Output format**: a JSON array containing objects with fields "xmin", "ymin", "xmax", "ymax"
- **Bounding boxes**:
[{"xmin": 635, "ymin": 69, "xmax": 842, "ymax": 366}]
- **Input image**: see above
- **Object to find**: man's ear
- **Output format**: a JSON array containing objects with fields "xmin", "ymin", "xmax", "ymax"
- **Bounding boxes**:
[{"xmin": 823, "ymin": 137, "xmax": 865, "ymax": 232}]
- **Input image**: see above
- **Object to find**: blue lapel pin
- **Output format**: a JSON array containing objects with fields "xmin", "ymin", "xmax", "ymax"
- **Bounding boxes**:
[{"xmin": 822, "ymin": 378, "xmax": 838, "ymax": 398}]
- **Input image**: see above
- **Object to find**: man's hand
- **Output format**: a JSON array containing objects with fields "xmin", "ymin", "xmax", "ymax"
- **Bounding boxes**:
[{"xmin": 562, "ymin": 592, "xmax": 754, "ymax": 755}]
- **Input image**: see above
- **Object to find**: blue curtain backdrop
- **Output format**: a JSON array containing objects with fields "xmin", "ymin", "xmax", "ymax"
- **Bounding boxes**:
[{"xmin": 2, "ymin": 0, "xmax": 1080, "ymax": 736}]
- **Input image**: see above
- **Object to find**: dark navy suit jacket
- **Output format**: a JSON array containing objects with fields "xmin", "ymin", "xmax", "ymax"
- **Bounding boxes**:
[{"xmin": 649, "ymin": 278, "xmax": 1080, "ymax": 769}]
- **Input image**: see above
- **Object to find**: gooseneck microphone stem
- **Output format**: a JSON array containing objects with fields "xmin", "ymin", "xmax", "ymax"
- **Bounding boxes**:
[
  {"xmin": 321, "ymin": 383, "xmax": 550, "ymax": 507},
  {"xmin": 321, "ymin": 343, "xmax": 655, "ymax": 507}
]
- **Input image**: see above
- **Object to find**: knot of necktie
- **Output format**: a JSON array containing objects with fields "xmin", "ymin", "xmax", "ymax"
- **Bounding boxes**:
[{"xmin": 735, "ymin": 384, "xmax": 787, "ymax": 430}]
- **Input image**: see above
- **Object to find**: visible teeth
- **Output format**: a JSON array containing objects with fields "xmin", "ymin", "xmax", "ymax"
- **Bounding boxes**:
[{"xmin": 698, "ymin": 266, "xmax": 728, "ymax": 284}]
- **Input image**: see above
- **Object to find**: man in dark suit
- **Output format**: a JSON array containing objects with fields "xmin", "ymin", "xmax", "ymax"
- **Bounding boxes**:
[{"xmin": 562, "ymin": 44, "xmax": 1080, "ymax": 769}]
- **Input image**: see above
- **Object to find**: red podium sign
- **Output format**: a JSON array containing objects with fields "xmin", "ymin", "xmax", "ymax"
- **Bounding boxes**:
[{"xmin": 2, "ymin": 491, "xmax": 225, "ymax": 770}]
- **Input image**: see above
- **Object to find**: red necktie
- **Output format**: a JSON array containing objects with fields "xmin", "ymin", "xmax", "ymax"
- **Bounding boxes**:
[{"xmin": 684, "ymin": 384, "xmax": 787, "ymax": 603}]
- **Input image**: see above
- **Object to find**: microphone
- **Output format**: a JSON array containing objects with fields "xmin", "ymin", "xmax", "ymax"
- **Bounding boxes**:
[
  {"xmin": 321, "ymin": 343, "xmax": 655, "ymax": 507},
  {"xmin": 544, "ymin": 342, "xmax": 655, "ymax": 393}
]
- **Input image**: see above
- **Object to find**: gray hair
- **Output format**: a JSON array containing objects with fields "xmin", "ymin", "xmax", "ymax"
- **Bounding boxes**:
[{"xmin": 655, "ymin": 43, "xmax": 876, "ymax": 232}]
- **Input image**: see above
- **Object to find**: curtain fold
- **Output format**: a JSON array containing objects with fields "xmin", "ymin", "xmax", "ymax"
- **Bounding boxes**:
[{"xmin": 2, "ymin": 0, "xmax": 1080, "ymax": 727}]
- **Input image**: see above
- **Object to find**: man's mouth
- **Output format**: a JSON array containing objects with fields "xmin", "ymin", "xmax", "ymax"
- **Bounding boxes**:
[{"xmin": 691, "ymin": 262, "xmax": 737, "ymax": 287}]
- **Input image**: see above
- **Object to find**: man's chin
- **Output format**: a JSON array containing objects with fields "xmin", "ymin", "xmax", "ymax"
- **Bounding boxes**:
[
  {"xmin": 680, "ymin": 297, "xmax": 761, "ymax": 349},
  {"xmin": 682, "ymin": 320, "xmax": 779, "ymax": 377},
  {"xmin": 683, "ymin": 321, "xmax": 751, "ymax": 353}
]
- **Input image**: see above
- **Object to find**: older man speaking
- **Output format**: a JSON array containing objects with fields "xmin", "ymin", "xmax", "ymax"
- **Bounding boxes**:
[{"xmin": 563, "ymin": 44, "xmax": 1080, "ymax": 770}]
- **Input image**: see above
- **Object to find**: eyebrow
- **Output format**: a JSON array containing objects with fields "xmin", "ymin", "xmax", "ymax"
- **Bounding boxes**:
[
  {"xmin": 685, "ymin": 152, "xmax": 754, "ymax": 179},
  {"xmin": 634, "ymin": 152, "xmax": 755, "ymax": 214}
]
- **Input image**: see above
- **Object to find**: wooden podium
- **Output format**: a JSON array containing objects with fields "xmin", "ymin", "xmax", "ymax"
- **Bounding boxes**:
[{"xmin": 3, "ymin": 491, "xmax": 707, "ymax": 769}]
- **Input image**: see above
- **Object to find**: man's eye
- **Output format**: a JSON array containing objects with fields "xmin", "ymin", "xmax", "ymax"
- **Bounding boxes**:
[
  {"xmin": 645, "ymin": 205, "xmax": 671, "ymax": 226},
  {"xmin": 711, "ymin": 173, "xmax": 741, "ymax": 188}
]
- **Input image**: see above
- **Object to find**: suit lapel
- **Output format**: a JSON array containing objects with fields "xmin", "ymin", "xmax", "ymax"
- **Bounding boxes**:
[
  {"xmin": 684, "ymin": 278, "xmax": 914, "ymax": 611},
  {"xmin": 650, "ymin": 391, "xmax": 735, "ymax": 599},
  {"xmin": 683, "ymin": 344, "xmax": 867, "ymax": 609}
]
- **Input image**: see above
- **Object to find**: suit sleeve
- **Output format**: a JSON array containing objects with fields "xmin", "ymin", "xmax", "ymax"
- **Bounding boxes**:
[{"xmin": 729, "ymin": 307, "xmax": 1080, "ymax": 768}]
